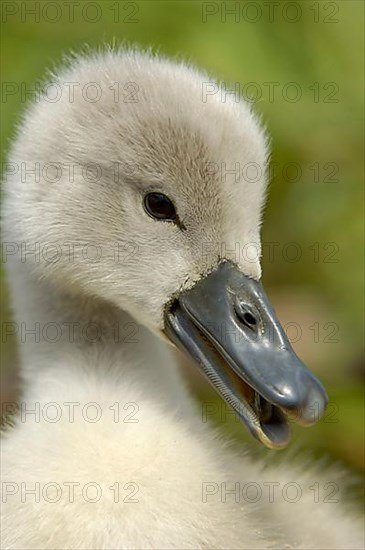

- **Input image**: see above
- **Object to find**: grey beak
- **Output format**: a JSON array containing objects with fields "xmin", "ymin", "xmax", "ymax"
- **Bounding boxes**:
[{"xmin": 164, "ymin": 261, "xmax": 328, "ymax": 449}]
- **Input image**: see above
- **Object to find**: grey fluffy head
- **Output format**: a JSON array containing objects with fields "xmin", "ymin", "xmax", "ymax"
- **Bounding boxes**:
[{"xmin": 3, "ymin": 48, "xmax": 269, "ymax": 330}]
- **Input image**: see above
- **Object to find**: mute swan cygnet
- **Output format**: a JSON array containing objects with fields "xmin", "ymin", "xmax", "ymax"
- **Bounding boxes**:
[{"xmin": 1, "ymin": 49, "xmax": 363, "ymax": 549}]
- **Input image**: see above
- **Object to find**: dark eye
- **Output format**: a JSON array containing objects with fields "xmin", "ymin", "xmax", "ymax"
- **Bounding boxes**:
[{"xmin": 143, "ymin": 192, "xmax": 177, "ymax": 221}]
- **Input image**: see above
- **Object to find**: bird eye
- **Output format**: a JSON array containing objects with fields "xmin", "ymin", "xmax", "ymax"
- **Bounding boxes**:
[{"xmin": 143, "ymin": 192, "xmax": 177, "ymax": 221}]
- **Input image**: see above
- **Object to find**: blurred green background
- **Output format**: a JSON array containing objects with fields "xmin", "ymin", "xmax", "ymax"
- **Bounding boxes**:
[{"xmin": 1, "ymin": 1, "xmax": 364, "ymax": 479}]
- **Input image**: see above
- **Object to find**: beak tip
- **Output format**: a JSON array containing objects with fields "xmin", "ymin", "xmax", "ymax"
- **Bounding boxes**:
[
  {"xmin": 297, "ymin": 380, "xmax": 328, "ymax": 426},
  {"xmin": 271, "ymin": 368, "xmax": 328, "ymax": 427}
]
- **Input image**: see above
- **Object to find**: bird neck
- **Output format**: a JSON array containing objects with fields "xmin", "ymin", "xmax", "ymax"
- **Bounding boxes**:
[{"xmin": 6, "ymin": 260, "xmax": 188, "ymax": 409}]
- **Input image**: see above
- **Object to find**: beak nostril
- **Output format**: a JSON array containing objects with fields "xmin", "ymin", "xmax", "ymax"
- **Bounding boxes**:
[
  {"xmin": 233, "ymin": 297, "xmax": 259, "ymax": 330},
  {"xmin": 243, "ymin": 312, "xmax": 257, "ymax": 327}
]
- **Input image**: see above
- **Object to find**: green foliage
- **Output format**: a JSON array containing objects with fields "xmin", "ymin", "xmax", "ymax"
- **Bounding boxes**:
[{"xmin": 1, "ymin": 1, "xmax": 364, "ymax": 470}]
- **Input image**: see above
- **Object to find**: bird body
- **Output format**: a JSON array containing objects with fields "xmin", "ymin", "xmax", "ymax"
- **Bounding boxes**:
[{"xmin": 1, "ymin": 49, "xmax": 363, "ymax": 549}]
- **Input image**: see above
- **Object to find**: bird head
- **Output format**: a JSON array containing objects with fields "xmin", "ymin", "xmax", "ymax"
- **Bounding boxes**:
[{"xmin": 3, "ymin": 48, "xmax": 328, "ymax": 448}]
